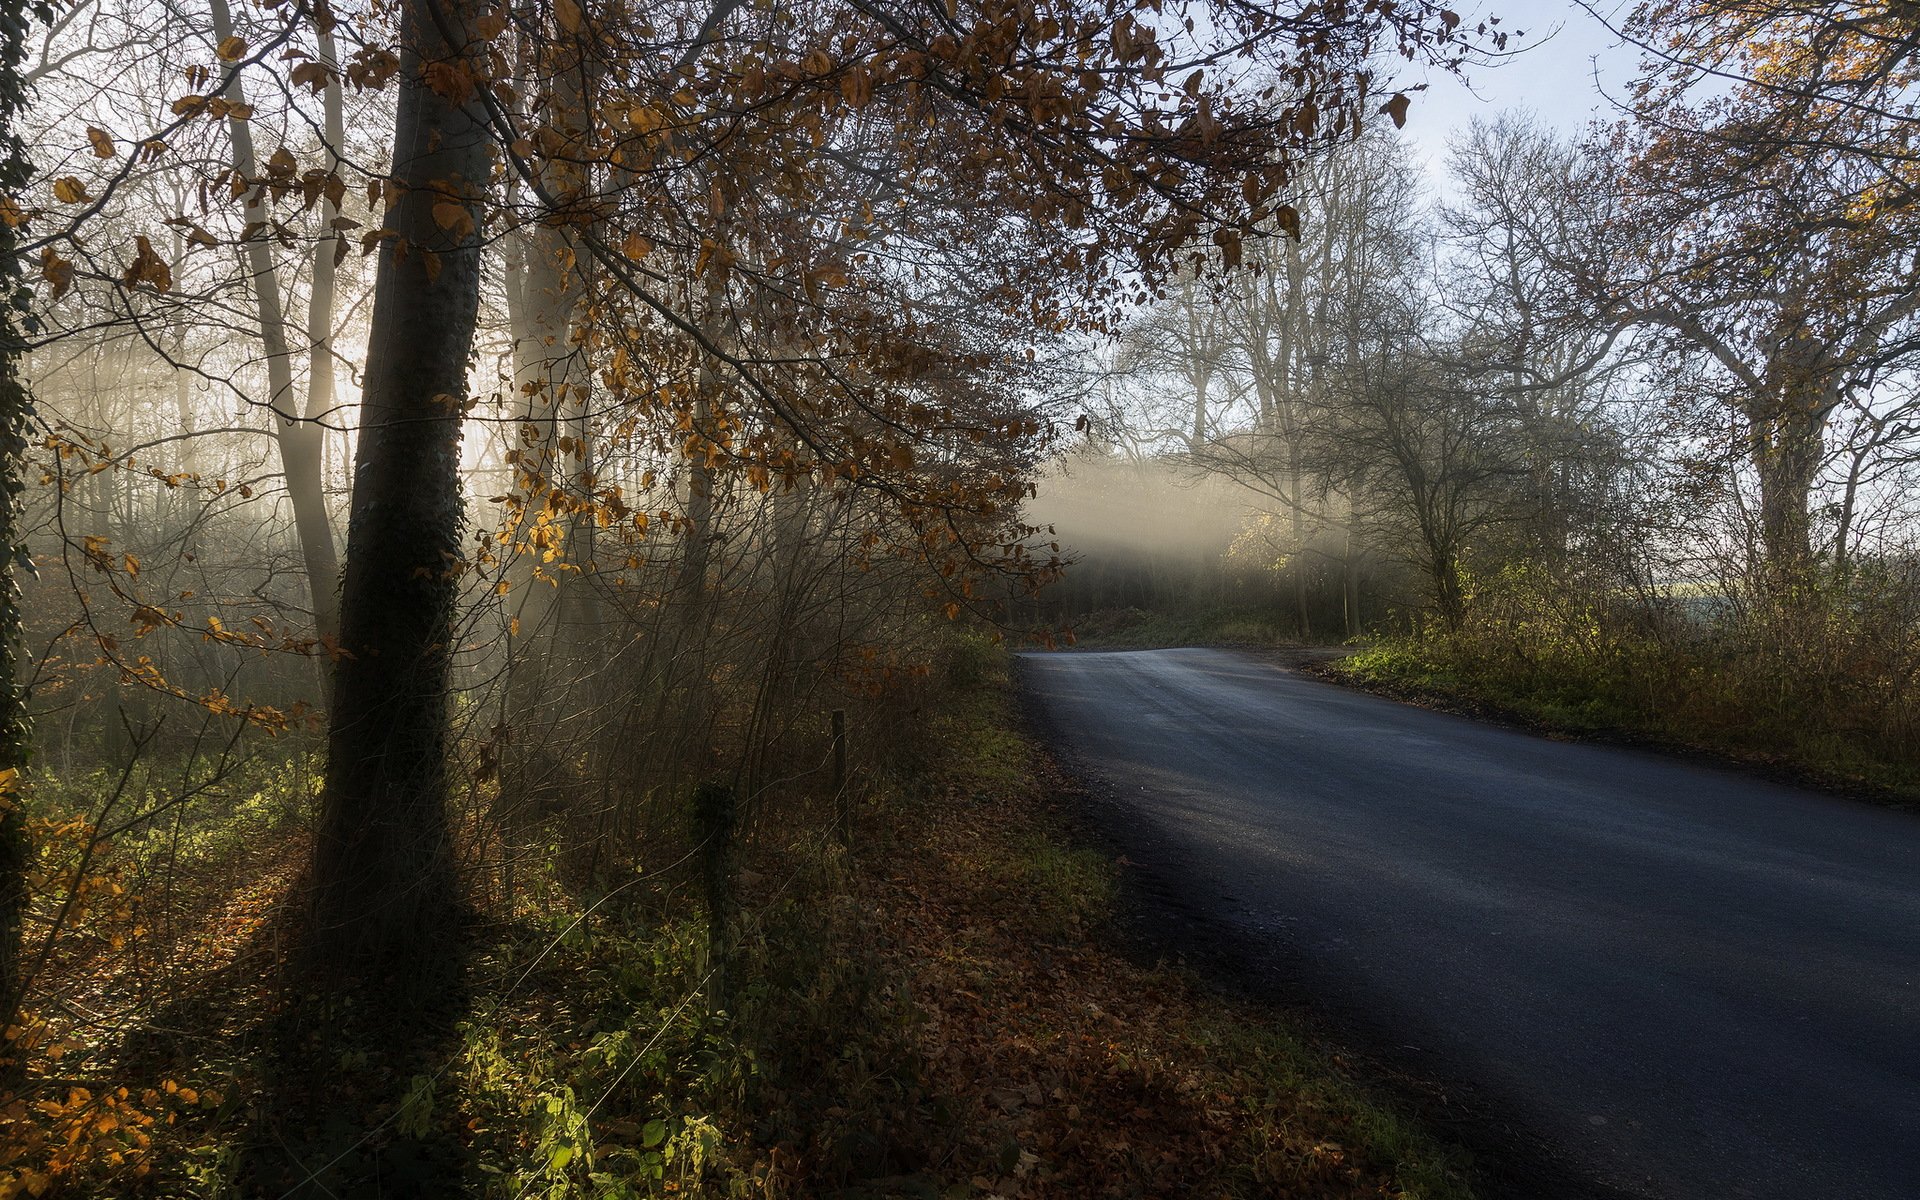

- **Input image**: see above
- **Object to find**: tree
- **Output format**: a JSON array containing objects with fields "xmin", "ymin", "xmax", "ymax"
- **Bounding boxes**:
[
  {"xmin": 1440, "ymin": 114, "xmax": 1633, "ymax": 566},
  {"xmin": 1560, "ymin": 5, "xmax": 1920, "ymax": 577},
  {"xmin": 1311, "ymin": 290, "xmax": 1533, "ymax": 633},
  {"xmin": 206, "ymin": 0, "xmax": 344, "ymax": 648},
  {"xmin": 1213, "ymin": 130, "xmax": 1424, "ymax": 634},
  {"xmin": 0, "ymin": 0, "xmax": 46, "ymax": 1053},
  {"xmin": 311, "ymin": 0, "xmax": 491, "ymax": 961}
]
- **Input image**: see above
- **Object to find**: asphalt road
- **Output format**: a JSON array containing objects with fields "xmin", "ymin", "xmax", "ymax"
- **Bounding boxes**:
[{"xmin": 1018, "ymin": 647, "xmax": 1920, "ymax": 1200}]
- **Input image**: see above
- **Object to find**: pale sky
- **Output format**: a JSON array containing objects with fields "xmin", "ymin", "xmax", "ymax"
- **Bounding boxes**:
[{"xmin": 1395, "ymin": 1, "xmax": 1638, "ymax": 197}]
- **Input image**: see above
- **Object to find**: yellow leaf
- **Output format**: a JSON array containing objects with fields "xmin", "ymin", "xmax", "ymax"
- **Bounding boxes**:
[
  {"xmin": 86, "ymin": 126, "xmax": 116, "ymax": 158},
  {"xmin": 51, "ymin": 176, "xmax": 88, "ymax": 204},
  {"xmin": 216, "ymin": 35, "xmax": 247, "ymax": 61}
]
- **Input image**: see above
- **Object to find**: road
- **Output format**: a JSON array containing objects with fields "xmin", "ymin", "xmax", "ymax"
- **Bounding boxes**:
[{"xmin": 1019, "ymin": 647, "xmax": 1920, "ymax": 1200}]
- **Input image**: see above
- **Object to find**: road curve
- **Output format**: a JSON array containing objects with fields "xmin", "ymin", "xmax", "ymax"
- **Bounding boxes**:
[{"xmin": 1019, "ymin": 647, "xmax": 1920, "ymax": 1200}]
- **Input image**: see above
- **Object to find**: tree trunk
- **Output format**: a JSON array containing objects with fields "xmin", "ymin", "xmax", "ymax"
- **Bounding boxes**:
[
  {"xmin": 1342, "ymin": 526, "xmax": 1361, "ymax": 639},
  {"xmin": 1290, "ymin": 444, "xmax": 1309, "ymax": 638},
  {"xmin": 208, "ymin": 0, "xmax": 342, "ymax": 647},
  {"xmin": 678, "ymin": 278, "xmax": 722, "ymax": 656},
  {"xmin": 1432, "ymin": 549, "xmax": 1465, "ymax": 634},
  {"xmin": 313, "ymin": 0, "xmax": 490, "ymax": 964},
  {"xmin": 0, "ymin": 0, "xmax": 32, "ymax": 1048},
  {"xmin": 300, "ymin": 21, "xmax": 349, "ymax": 645},
  {"xmin": 500, "ymin": 24, "xmax": 603, "ymax": 811},
  {"xmin": 1752, "ymin": 404, "xmax": 1822, "ymax": 576}
]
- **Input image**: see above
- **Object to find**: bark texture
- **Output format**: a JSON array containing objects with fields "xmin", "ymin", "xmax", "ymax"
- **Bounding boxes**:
[{"xmin": 313, "ymin": 0, "xmax": 489, "ymax": 963}]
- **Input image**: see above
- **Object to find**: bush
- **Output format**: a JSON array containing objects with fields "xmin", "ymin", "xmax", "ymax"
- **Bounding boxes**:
[{"xmin": 1347, "ymin": 558, "xmax": 1920, "ymax": 792}]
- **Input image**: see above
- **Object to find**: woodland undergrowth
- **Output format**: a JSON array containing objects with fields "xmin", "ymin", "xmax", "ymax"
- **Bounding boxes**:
[{"xmin": 2, "ymin": 639, "xmax": 1479, "ymax": 1200}]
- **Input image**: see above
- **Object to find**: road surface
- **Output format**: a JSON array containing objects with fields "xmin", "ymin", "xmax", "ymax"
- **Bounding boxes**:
[{"xmin": 1019, "ymin": 647, "xmax": 1920, "ymax": 1200}]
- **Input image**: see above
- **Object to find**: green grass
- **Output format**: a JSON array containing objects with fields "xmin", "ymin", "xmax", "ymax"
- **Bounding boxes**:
[{"xmin": 1339, "ymin": 638, "xmax": 1920, "ymax": 803}]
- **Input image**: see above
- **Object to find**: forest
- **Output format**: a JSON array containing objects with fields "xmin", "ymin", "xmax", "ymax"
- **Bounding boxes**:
[{"xmin": 0, "ymin": 0, "xmax": 1913, "ymax": 1196}]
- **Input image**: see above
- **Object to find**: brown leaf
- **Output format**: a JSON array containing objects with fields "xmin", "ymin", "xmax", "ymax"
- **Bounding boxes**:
[
  {"xmin": 431, "ymin": 199, "xmax": 475, "ymax": 239},
  {"xmin": 123, "ymin": 234, "xmax": 173, "ymax": 292},
  {"xmin": 290, "ymin": 61, "xmax": 330, "ymax": 94},
  {"xmin": 39, "ymin": 248, "xmax": 73, "ymax": 299}
]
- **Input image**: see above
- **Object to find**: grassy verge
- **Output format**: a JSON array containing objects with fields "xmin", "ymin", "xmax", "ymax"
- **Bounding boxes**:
[
  {"xmin": 879, "ymin": 669, "xmax": 1481, "ymax": 1199},
  {"xmin": 1332, "ymin": 639, "xmax": 1920, "ymax": 804}
]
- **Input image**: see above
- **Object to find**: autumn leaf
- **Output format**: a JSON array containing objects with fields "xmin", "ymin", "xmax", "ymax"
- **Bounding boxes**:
[
  {"xmin": 431, "ymin": 198, "xmax": 475, "ymax": 239},
  {"xmin": 555, "ymin": 0, "xmax": 583, "ymax": 33},
  {"xmin": 51, "ymin": 176, "xmax": 89, "ymax": 204},
  {"xmin": 85, "ymin": 127, "xmax": 116, "ymax": 158},
  {"xmin": 290, "ymin": 61, "xmax": 331, "ymax": 93},
  {"xmin": 841, "ymin": 66, "xmax": 873, "ymax": 108},
  {"xmin": 1212, "ymin": 227, "xmax": 1242, "ymax": 269},
  {"xmin": 39, "ymin": 248, "xmax": 73, "ymax": 300},
  {"xmin": 216, "ymin": 35, "xmax": 247, "ymax": 61},
  {"xmin": 423, "ymin": 60, "xmax": 476, "ymax": 104},
  {"xmin": 1378, "ymin": 93, "xmax": 1411, "ymax": 129},
  {"xmin": 122, "ymin": 235, "xmax": 173, "ymax": 292}
]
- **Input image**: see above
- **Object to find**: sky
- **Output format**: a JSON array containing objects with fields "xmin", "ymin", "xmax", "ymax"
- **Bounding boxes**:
[{"xmin": 1394, "ymin": 1, "xmax": 1639, "ymax": 198}]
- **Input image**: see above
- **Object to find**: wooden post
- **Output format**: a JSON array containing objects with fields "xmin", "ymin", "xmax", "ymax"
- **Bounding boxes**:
[
  {"xmin": 831, "ymin": 708, "xmax": 849, "ymax": 850},
  {"xmin": 694, "ymin": 781, "xmax": 736, "ymax": 1012}
]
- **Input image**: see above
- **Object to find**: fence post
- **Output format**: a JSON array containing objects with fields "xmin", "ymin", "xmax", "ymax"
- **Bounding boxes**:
[
  {"xmin": 694, "ymin": 780, "xmax": 736, "ymax": 1012},
  {"xmin": 831, "ymin": 708, "xmax": 850, "ymax": 850}
]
